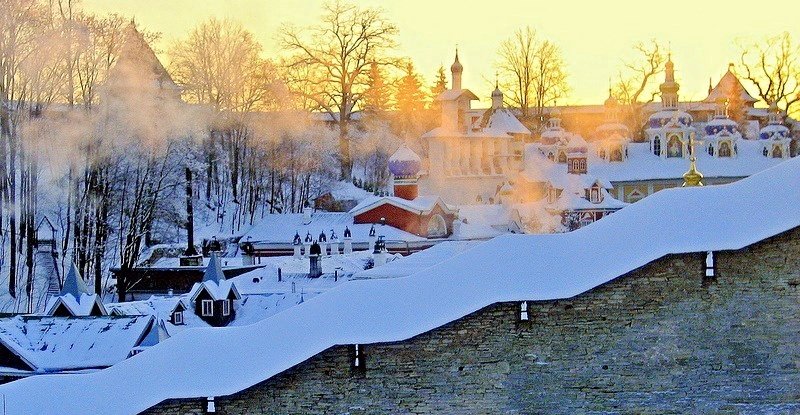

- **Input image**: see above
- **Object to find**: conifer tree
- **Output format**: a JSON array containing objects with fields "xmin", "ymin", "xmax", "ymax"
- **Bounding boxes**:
[
  {"xmin": 363, "ymin": 62, "xmax": 392, "ymax": 114},
  {"xmin": 395, "ymin": 62, "xmax": 426, "ymax": 136},
  {"xmin": 430, "ymin": 65, "xmax": 447, "ymax": 99}
]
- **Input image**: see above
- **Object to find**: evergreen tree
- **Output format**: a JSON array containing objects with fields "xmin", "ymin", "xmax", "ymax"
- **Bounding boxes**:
[
  {"xmin": 363, "ymin": 62, "xmax": 392, "ymax": 114},
  {"xmin": 395, "ymin": 62, "xmax": 427, "ymax": 136},
  {"xmin": 430, "ymin": 65, "xmax": 447, "ymax": 100}
]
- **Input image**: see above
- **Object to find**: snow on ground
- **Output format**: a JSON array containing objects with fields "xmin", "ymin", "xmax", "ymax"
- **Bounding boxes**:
[{"xmin": 3, "ymin": 157, "xmax": 800, "ymax": 414}]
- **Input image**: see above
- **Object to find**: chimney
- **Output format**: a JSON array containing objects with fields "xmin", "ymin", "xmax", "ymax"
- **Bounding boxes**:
[{"xmin": 302, "ymin": 202, "xmax": 312, "ymax": 224}]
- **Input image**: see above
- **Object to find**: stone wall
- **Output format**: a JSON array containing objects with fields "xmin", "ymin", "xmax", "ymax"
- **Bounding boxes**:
[{"xmin": 146, "ymin": 227, "xmax": 800, "ymax": 414}]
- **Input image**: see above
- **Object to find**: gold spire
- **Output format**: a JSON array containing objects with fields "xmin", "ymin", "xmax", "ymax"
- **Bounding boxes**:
[{"xmin": 682, "ymin": 132, "xmax": 704, "ymax": 187}]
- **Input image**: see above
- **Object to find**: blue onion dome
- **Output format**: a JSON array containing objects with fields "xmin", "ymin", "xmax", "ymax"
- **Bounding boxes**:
[
  {"xmin": 648, "ymin": 109, "xmax": 693, "ymax": 129},
  {"xmin": 704, "ymin": 117, "xmax": 739, "ymax": 136},
  {"xmin": 388, "ymin": 144, "xmax": 421, "ymax": 177}
]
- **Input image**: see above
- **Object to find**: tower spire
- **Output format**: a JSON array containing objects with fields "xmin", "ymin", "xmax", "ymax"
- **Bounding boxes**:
[
  {"xmin": 659, "ymin": 53, "xmax": 680, "ymax": 109},
  {"xmin": 450, "ymin": 47, "xmax": 463, "ymax": 90}
]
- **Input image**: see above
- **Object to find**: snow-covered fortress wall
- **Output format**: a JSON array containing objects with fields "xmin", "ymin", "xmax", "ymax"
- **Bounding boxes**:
[{"xmin": 146, "ymin": 226, "xmax": 800, "ymax": 414}]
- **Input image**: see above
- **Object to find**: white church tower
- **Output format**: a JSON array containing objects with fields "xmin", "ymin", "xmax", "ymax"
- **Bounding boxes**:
[{"xmin": 646, "ymin": 55, "xmax": 696, "ymax": 159}]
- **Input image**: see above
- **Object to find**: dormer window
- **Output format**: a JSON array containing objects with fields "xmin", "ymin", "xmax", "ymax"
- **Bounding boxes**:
[
  {"xmin": 172, "ymin": 310, "xmax": 184, "ymax": 325},
  {"xmin": 590, "ymin": 187, "xmax": 600, "ymax": 203},
  {"xmin": 201, "ymin": 299, "xmax": 213, "ymax": 316},
  {"xmin": 222, "ymin": 299, "xmax": 230, "ymax": 316}
]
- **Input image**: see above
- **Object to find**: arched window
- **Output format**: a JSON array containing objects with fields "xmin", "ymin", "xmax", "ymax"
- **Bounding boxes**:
[
  {"xmin": 667, "ymin": 135, "xmax": 683, "ymax": 158},
  {"xmin": 773, "ymin": 144, "xmax": 783, "ymax": 158},
  {"xmin": 653, "ymin": 137, "xmax": 661, "ymax": 156},
  {"xmin": 718, "ymin": 141, "xmax": 732, "ymax": 157},
  {"xmin": 427, "ymin": 214, "xmax": 448, "ymax": 238},
  {"xmin": 557, "ymin": 151, "xmax": 567, "ymax": 163},
  {"xmin": 610, "ymin": 147, "xmax": 623, "ymax": 162},
  {"xmin": 707, "ymin": 144, "xmax": 714, "ymax": 156}
]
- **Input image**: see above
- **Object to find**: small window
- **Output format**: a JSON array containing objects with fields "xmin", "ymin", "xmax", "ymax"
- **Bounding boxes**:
[
  {"xmin": 590, "ymin": 188, "xmax": 600, "ymax": 203},
  {"xmin": 201, "ymin": 299, "xmax": 213, "ymax": 316},
  {"xmin": 206, "ymin": 397, "xmax": 216, "ymax": 413},
  {"xmin": 173, "ymin": 311, "xmax": 184, "ymax": 325},
  {"xmin": 705, "ymin": 251, "xmax": 716, "ymax": 278},
  {"xmin": 519, "ymin": 301, "xmax": 529, "ymax": 321},
  {"xmin": 222, "ymin": 300, "xmax": 230, "ymax": 316}
]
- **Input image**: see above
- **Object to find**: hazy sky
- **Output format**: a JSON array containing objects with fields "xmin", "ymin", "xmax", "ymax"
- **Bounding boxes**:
[{"xmin": 83, "ymin": 0, "xmax": 800, "ymax": 105}]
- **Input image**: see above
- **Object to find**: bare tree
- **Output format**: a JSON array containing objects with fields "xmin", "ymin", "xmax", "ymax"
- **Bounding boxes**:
[
  {"xmin": 497, "ymin": 26, "xmax": 569, "ymax": 125},
  {"xmin": 737, "ymin": 32, "xmax": 800, "ymax": 116},
  {"xmin": 280, "ymin": 0, "xmax": 399, "ymax": 180},
  {"xmin": 169, "ymin": 18, "xmax": 279, "ymax": 113},
  {"xmin": 612, "ymin": 40, "xmax": 666, "ymax": 140}
]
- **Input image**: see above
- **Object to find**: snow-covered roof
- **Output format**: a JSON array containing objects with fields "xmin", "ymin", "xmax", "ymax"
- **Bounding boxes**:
[
  {"xmin": 107, "ymin": 296, "xmax": 186, "ymax": 322},
  {"xmin": 479, "ymin": 108, "xmax": 530, "ymax": 136},
  {"xmin": 45, "ymin": 263, "xmax": 107, "ymax": 317},
  {"xmin": 45, "ymin": 294, "xmax": 106, "ymax": 317},
  {"xmin": 588, "ymin": 141, "xmax": 786, "ymax": 182},
  {"xmin": 59, "ymin": 263, "xmax": 91, "ymax": 298},
  {"xmin": 552, "ymin": 188, "xmax": 628, "ymax": 211},
  {"xmin": 0, "ymin": 315, "xmax": 156, "ymax": 374},
  {"xmin": 647, "ymin": 109, "xmax": 693, "ymax": 128},
  {"xmin": 5, "ymin": 149, "xmax": 800, "ymax": 415},
  {"xmin": 353, "ymin": 241, "xmax": 482, "ymax": 280},
  {"xmin": 322, "ymin": 181, "xmax": 371, "ymax": 202},
  {"xmin": 240, "ymin": 211, "xmax": 425, "ymax": 244},
  {"xmin": 704, "ymin": 67, "xmax": 758, "ymax": 104},
  {"xmin": 759, "ymin": 123, "xmax": 791, "ymax": 141},
  {"xmin": 434, "ymin": 88, "xmax": 479, "ymax": 102},
  {"xmin": 521, "ymin": 156, "xmax": 613, "ymax": 190},
  {"xmin": 188, "ymin": 254, "xmax": 241, "ymax": 302},
  {"xmin": 349, "ymin": 195, "xmax": 455, "ymax": 217}
]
